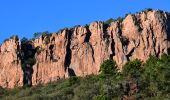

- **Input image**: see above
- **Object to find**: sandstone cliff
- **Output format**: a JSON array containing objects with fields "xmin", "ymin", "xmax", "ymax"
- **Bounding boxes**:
[
  {"xmin": 0, "ymin": 10, "xmax": 170, "ymax": 88},
  {"xmin": 0, "ymin": 37, "xmax": 23, "ymax": 88}
]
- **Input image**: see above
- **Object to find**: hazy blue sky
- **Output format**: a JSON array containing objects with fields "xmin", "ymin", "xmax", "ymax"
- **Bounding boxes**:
[{"xmin": 0, "ymin": 0, "xmax": 170, "ymax": 43}]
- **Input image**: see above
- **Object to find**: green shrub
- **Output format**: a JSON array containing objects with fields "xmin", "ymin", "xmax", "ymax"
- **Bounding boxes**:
[
  {"xmin": 94, "ymin": 95, "xmax": 111, "ymax": 100},
  {"xmin": 3, "ymin": 39, "xmax": 9, "ymax": 43},
  {"xmin": 104, "ymin": 18, "xmax": 115, "ymax": 25},
  {"xmin": 10, "ymin": 35, "xmax": 19, "ymax": 40},
  {"xmin": 0, "ymin": 87, "xmax": 8, "ymax": 98},
  {"xmin": 84, "ymin": 24, "xmax": 89, "ymax": 28},
  {"xmin": 44, "ymin": 37, "xmax": 50, "ymax": 44},
  {"xmin": 145, "ymin": 55, "xmax": 159, "ymax": 67},
  {"xmin": 32, "ymin": 31, "xmax": 52, "ymax": 44},
  {"xmin": 33, "ymin": 32, "xmax": 42, "ymax": 39},
  {"xmin": 144, "ymin": 8, "xmax": 153, "ymax": 12},
  {"xmin": 69, "ymin": 76, "xmax": 79, "ymax": 86},
  {"xmin": 100, "ymin": 59, "xmax": 117, "ymax": 76},
  {"xmin": 122, "ymin": 59, "xmax": 142, "ymax": 78},
  {"xmin": 140, "ymin": 55, "xmax": 170, "ymax": 96},
  {"xmin": 117, "ymin": 17, "xmax": 124, "ymax": 22},
  {"xmin": 73, "ymin": 79, "xmax": 100, "ymax": 100},
  {"xmin": 143, "ymin": 55, "xmax": 159, "ymax": 81},
  {"xmin": 160, "ymin": 53, "xmax": 170, "ymax": 63},
  {"xmin": 36, "ymin": 46, "xmax": 45, "ymax": 55},
  {"xmin": 21, "ymin": 37, "xmax": 28, "ymax": 44},
  {"xmin": 3, "ymin": 35, "xmax": 19, "ymax": 43}
]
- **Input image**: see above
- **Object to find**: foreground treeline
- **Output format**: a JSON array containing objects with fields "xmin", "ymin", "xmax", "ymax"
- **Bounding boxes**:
[{"xmin": 0, "ymin": 54, "xmax": 170, "ymax": 100}]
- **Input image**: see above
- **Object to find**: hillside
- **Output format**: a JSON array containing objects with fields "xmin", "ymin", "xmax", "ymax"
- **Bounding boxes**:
[{"xmin": 0, "ymin": 9, "xmax": 170, "ymax": 89}]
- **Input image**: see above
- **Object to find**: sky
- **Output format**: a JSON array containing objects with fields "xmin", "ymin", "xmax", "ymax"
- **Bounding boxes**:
[{"xmin": 0, "ymin": 0, "xmax": 170, "ymax": 43}]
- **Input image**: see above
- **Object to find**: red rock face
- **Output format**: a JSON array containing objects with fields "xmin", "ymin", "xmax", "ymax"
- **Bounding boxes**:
[
  {"xmin": 0, "ymin": 10, "xmax": 170, "ymax": 88},
  {"xmin": 0, "ymin": 37, "xmax": 23, "ymax": 88}
]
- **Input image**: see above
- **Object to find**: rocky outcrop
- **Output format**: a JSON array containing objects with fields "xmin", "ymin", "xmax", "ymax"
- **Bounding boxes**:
[
  {"xmin": 0, "ymin": 10, "xmax": 170, "ymax": 88},
  {"xmin": 0, "ymin": 37, "xmax": 23, "ymax": 88}
]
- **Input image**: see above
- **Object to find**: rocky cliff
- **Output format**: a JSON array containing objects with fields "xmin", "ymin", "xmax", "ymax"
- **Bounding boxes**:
[
  {"xmin": 0, "ymin": 37, "xmax": 23, "ymax": 88},
  {"xmin": 0, "ymin": 10, "xmax": 170, "ymax": 88}
]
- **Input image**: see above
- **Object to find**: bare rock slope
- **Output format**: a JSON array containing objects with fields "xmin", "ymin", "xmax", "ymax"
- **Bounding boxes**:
[{"xmin": 0, "ymin": 10, "xmax": 170, "ymax": 88}]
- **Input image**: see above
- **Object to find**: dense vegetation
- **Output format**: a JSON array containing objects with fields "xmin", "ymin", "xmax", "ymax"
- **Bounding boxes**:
[{"xmin": 0, "ymin": 54, "xmax": 170, "ymax": 100}]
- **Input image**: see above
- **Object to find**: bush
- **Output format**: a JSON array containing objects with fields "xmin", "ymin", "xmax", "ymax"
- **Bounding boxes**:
[
  {"xmin": 160, "ymin": 53, "xmax": 170, "ymax": 63},
  {"xmin": 68, "ymin": 76, "xmax": 79, "ymax": 86},
  {"xmin": 145, "ymin": 55, "xmax": 159, "ymax": 67},
  {"xmin": 139, "ymin": 55, "xmax": 170, "ymax": 97},
  {"xmin": 0, "ymin": 87, "xmax": 8, "ymax": 98},
  {"xmin": 33, "ymin": 32, "xmax": 42, "ymax": 39},
  {"xmin": 33, "ymin": 31, "xmax": 51, "ymax": 39},
  {"xmin": 122, "ymin": 59, "xmax": 142, "ymax": 78},
  {"xmin": 73, "ymin": 82, "xmax": 100, "ymax": 100},
  {"xmin": 21, "ymin": 37, "xmax": 28, "ymax": 44},
  {"xmin": 117, "ymin": 17, "xmax": 124, "ymax": 22},
  {"xmin": 3, "ymin": 35, "xmax": 19, "ymax": 43},
  {"xmin": 104, "ymin": 18, "xmax": 115, "ymax": 25},
  {"xmin": 84, "ymin": 24, "xmax": 89, "ymax": 28},
  {"xmin": 100, "ymin": 59, "xmax": 117, "ymax": 76},
  {"xmin": 44, "ymin": 37, "xmax": 50, "ymax": 44},
  {"xmin": 36, "ymin": 46, "xmax": 45, "ymax": 55},
  {"xmin": 143, "ymin": 55, "xmax": 159, "ymax": 81},
  {"xmin": 144, "ymin": 8, "xmax": 153, "ymax": 12},
  {"xmin": 3, "ymin": 39, "xmax": 9, "ymax": 43},
  {"xmin": 94, "ymin": 95, "xmax": 111, "ymax": 100},
  {"xmin": 32, "ymin": 31, "xmax": 52, "ymax": 44},
  {"xmin": 10, "ymin": 35, "xmax": 19, "ymax": 40}
]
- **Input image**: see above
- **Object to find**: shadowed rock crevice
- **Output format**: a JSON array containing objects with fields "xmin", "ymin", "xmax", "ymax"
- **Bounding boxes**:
[
  {"xmin": 68, "ymin": 68, "xmax": 76, "ymax": 76},
  {"xmin": 64, "ymin": 30, "xmax": 73, "ymax": 71},
  {"xmin": 83, "ymin": 27, "xmax": 95, "ymax": 63},
  {"xmin": 89, "ymin": 43, "xmax": 95, "ymax": 63},
  {"xmin": 132, "ymin": 15, "xmax": 143, "ymax": 32},
  {"xmin": 109, "ymin": 24, "xmax": 118, "ymax": 59},
  {"xmin": 103, "ymin": 23, "xmax": 111, "ymax": 48},
  {"xmin": 166, "ymin": 15, "xmax": 170, "ymax": 41},
  {"xmin": 168, "ymin": 48, "xmax": 170, "ymax": 55},
  {"xmin": 150, "ymin": 25, "xmax": 157, "ymax": 56},
  {"xmin": 84, "ymin": 27, "xmax": 91, "ymax": 43},
  {"xmin": 110, "ymin": 36, "xmax": 115, "ymax": 59},
  {"xmin": 118, "ymin": 23, "xmax": 129, "ymax": 47},
  {"xmin": 49, "ymin": 44, "xmax": 54, "ymax": 60},
  {"xmin": 21, "ymin": 41, "xmax": 36, "ymax": 87}
]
